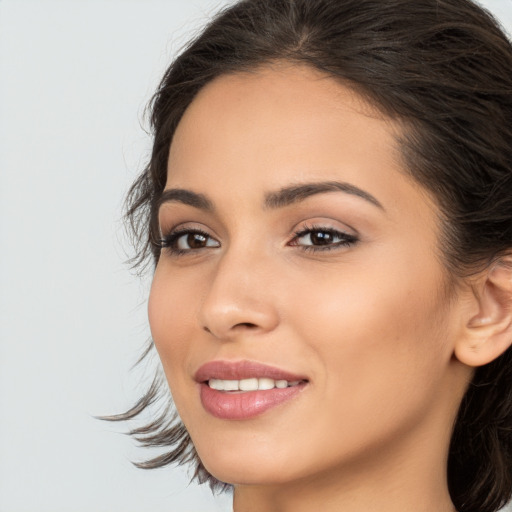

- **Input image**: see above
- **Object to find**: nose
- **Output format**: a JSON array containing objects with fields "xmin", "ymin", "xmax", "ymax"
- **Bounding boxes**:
[{"xmin": 197, "ymin": 248, "xmax": 280, "ymax": 341}]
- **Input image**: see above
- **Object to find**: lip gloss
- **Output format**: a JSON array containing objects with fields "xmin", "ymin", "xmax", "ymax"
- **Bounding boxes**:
[
  {"xmin": 195, "ymin": 360, "xmax": 308, "ymax": 420},
  {"xmin": 199, "ymin": 383, "xmax": 305, "ymax": 420}
]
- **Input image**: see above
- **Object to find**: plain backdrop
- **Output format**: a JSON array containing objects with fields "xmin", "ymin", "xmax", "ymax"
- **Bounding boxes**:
[{"xmin": 1, "ymin": 1, "xmax": 512, "ymax": 511}]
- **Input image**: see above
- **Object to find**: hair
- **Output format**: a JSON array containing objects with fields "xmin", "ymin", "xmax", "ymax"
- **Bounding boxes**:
[{"xmin": 109, "ymin": 0, "xmax": 512, "ymax": 510}]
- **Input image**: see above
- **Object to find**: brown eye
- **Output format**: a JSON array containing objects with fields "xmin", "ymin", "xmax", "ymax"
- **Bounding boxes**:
[
  {"xmin": 160, "ymin": 229, "xmax": 220, "ymax": 254},
  {"xmin": 309, "ymin": 231, "xmax": 334, "ymax": 246},
  {"xmin": 184, "ymin": 233, "xmax": 208, "ymax": 249},
  {"xmin": 291, "ymin": 227, "xmax": 358, "ymax": 252}
]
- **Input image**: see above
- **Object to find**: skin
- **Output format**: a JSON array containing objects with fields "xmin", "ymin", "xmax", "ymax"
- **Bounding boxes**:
[{"xmin": 148, "ymin": 64, "xmax": 476, "ymax": 512}]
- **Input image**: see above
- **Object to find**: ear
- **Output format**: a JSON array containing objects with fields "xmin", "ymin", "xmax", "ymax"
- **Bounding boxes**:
[{"xmin": 454, "ymin": 256, "xmax": 512, "ymax": 367}]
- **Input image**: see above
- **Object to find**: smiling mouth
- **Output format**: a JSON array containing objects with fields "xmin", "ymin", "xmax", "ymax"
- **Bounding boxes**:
[
  {"xmin": 195, "ymin": 360, "xmax": 309, "ymax": 419},
  {"xmin": 195, "ymin": 359, "xmax": 308, "ymax": 383},
  {"xmin": 207, "ymin": 378, "xmax": 306, "ymax": 392}
]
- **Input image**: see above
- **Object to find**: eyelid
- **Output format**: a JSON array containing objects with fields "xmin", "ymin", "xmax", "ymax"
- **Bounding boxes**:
[
  {"xmin": 159, "ymin": 223, "xmax": 221, "ymax": 255},
  {"xmin": 288, "ymin": 222, "xmax": 359, "ymax": 252},
  {"xmin": 158, "ymin": 219, "xmax": 218, "ymax": 239},
  {"xmin": 290, "ymin": 217, "xmax": 358, "ymax": 239},
  {"xmin": 158, "ymin": 218, "xmax": 359, "ymax": 257}
]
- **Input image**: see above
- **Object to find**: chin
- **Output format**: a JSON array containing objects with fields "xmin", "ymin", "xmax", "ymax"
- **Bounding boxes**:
[
  {"xmin": 194, "ymin": 437, "xmax": 304, "ymax": 486},
  {"xmin": 202, "ymin": 461, "xmax": 295, "ymax": 487}
]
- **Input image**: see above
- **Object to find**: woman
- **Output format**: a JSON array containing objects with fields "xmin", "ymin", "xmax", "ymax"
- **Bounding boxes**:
[{"xmin": 113, "ymin": 0, "xmax": 512, "ymax": 510}]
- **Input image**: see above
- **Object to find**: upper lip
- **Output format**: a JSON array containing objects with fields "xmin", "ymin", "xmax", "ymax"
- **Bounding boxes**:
[{"xmin": 194, "ymin": 360, "xmax": 308, "ymax": 383}]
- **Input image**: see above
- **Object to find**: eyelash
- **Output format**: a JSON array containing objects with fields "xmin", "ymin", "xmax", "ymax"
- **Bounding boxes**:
[
  {"xmin": 290, "ymin": 224, "xmax": 358, "ymax": 252},
  {"xmin": 159, "ymin": 227, "xmax": 218, "ymax": 256},
  {"xmin": 159, "ymin": 225, "xmax": 358, "ymax": 256}
]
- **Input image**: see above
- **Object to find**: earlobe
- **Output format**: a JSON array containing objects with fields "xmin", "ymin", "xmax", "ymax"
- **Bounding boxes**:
[{"xmin": 455, "ymin": 257, "xmax": 512, "ymax": 367}]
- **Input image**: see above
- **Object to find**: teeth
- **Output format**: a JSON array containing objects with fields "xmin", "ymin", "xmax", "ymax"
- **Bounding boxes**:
[
  {"xmin": 223, "ymin": 380, "xmax": 239, "ymax": 391},
  {"xmin": 209, "ymin": 379, "xmax": 225, "ymax": 391},
  {"xmin": 239, "ymin": 378, "xmax": 258, "ymax": 391},
  {"xmin": 208, "ymin": 378, "xmax": 302, "ymax": 392},
  {"xmin": 258, "ymin": 377, "xmax": 274, "ymax": 390}
]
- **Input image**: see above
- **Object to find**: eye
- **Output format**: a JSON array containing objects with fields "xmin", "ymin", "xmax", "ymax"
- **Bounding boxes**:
[
  {"xmin": 290, "ymin": 225, "xmax": 358, "ymax": 252},
  {"xmin": 160, "ymin": 228, "xmax": 220, "ymax": 255}
]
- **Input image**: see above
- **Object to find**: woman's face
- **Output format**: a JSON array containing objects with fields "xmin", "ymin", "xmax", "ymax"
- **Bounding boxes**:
[{"xmin": 149, "ymin": 64, "xmax": 470, "ymax": 486}]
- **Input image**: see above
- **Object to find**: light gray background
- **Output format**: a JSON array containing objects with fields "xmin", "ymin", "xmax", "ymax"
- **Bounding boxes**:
[{"xmin": 1, "ymin": 1, "xmax": 512, "ymax": 511}]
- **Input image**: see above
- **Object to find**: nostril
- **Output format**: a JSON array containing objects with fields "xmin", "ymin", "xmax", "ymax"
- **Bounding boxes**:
[
  {"xmin": 235, "ymin": 322, "xmax": 258, "ymax": 329},
  {"xmin": 202, "ymin": 322, "xmax": 258, "ymax": 337}
]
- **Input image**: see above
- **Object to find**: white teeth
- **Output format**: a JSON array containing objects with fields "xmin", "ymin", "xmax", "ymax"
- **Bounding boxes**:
[
  {"xmin": 258, "ymin": 377, "xmax": 275, "ymax": 390},
  {"xmin": 239, "ymin": 378, "xmax": 258, "ymax": 391},
  {"xmin": 208, "ymin": 378, "xmax": 303, "ymax": 391},
  {"xmin": 223, "ymin": 380, "xmax": 239, "ymax": 391},
  {"xmin": 209, "ymin": 379, "xmax": 225, "ymax": 391}
]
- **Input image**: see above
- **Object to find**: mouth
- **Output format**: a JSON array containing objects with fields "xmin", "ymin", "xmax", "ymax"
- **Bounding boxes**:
[
  {"xmin": 195, "ymin": 360, "xmax": 309, "ymax": 420},
  {"xmin": 207, "ymin": 377, "xmax": 305, "ymax": 392}
]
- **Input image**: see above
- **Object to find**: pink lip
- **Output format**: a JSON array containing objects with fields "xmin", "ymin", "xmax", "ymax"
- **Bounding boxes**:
[
  {"xmin": 195, "ymin": 360, "xmax": 307, "ymax": 382},
  {"xmin": 195, "ymin": 360, "xmax": 309, "ymax": 420}
]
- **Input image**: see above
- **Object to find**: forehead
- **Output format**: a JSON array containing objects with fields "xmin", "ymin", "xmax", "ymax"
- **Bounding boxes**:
[
  {"xmin": 167, "ymin": 63, "xmax": 401, "ymax": 184},
  {"xmin": 165, "ymin": 64, "xmax": 435, "ymax": 222}
]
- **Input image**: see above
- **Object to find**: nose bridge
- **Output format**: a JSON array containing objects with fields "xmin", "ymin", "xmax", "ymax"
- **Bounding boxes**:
[{"xmin": 198, "ymin": 239, "xmax": 279, "ymax": 339}]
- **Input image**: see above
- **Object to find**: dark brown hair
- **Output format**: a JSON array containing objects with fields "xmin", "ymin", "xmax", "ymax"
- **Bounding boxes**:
[{"xmin": 110, "ymin": 1, "xmax": 512, "ymax": 510}]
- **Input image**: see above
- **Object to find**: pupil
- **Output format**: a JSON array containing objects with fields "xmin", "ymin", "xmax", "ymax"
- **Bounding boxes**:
[
  {"xmin": 188, "ymin": 233, "xmax": 207, "ymax": 248},
  {"xmin": 311, "ymin": 231, "xmax": 332, "ymax": 245}
]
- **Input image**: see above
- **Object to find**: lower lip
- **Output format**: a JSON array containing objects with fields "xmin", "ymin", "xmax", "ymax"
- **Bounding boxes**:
[{"xmin": 199, "ymin": 383, "xmax": 306, "ymax": 420}]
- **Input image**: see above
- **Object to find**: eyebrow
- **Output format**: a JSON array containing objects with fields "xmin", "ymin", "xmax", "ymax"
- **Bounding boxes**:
[
  {"xmin": 157, "ymin": 180, "xmax": 383, "ymax": 213},
  {"xmin": 264, "ymin": 181, "xmax": 384, "ymax": 210},
  {"xmin": 157, "ymin": 188, "xmax": 214, "ymax": 212}
]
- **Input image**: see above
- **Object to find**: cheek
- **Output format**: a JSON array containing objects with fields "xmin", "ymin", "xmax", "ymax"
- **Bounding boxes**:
[
  {"xmin": 290, "ymin": 251, "xmax": 446, "ymax": 351},
  {"xmin": 288, "ymin": 250, "xmax": 453, "ymax": 427},
  {"xmin": 148, "ymin": 265, "xmax": 199, "ymax": 379}
]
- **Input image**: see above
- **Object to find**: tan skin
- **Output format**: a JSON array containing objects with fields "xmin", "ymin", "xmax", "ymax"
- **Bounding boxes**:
[{"xmin": 148, "ymin": 64, "xmax": 512, "ymax": 512}]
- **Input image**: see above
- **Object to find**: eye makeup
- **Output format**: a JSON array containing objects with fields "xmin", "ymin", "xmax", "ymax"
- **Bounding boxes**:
[
  {"xmin": 159, "ymin": 226, "xmax": 220, "ymax": 256},
  {"xmin": 158, "ymin": 222, "xmax": 359, "ymax": 257},
  {"xmin": 289, "ymin": 223, "xmax": 359, "ymax": 252}
]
